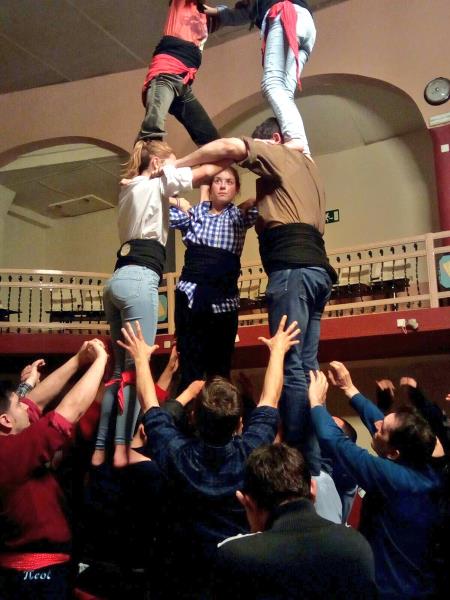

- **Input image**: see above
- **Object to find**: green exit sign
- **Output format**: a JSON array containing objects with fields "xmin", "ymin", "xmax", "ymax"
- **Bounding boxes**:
[{"xmin": 326, "ymin": 209, "xmax": 340, "ymax": 224}]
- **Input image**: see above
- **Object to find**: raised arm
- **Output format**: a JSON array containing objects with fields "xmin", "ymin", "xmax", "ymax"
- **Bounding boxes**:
[
  {"xmin": 28, "ymin": 342, "xmax": 98, "ymax": 411},
  {"xmin": 156, "ymin": 344, "xmax": 179, "ymax": 392},
  {"xmin": 191, "ymin": 161, "xmax": 235, "ymax": 187},
  {"xmin": 160, "ymin": 161, "xmax": 233, "ymax": 195},
  {"xmin": 55, "ymin": 340, "xmax": 108, "ymax": 423},
  {"xmin": 175, "ymin": 380, "xmax": 205, "ymax": 407},
  {"xmin": 308, "ymin": 371, "xmax": 392, "ymax": 492},
  {"xmin": 16, "ymin": 358, "xmax": 45, "ymax": 398},
  {"xmin": 257, "ymin": 316, "xmax": 300, "ymax": 408},
  {"xmin": 328, "ymin": 361, "xmax": 384, "ymax": 433},
  {"xmin": 117, "ymin": 321, "xmax": 160, "ymax": 413},
  {"xmin": 210, "ymin": 3, "xmax": 252, "ymax": 28}
]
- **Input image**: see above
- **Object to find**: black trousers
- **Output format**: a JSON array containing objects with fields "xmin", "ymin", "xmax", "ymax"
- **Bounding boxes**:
[{"xmin": 175, "ymin": 290, "xmax": 238, "ymax": 393}]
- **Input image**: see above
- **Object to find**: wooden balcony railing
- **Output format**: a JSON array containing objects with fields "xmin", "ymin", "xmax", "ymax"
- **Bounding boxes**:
[{"xmin": 1, "ymin": 231, "xmax": 449, "ymax": 335}]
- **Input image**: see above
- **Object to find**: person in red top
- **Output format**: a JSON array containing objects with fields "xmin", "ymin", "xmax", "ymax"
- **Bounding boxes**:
[
  {"xmin": 138, "ymin": 0, "xmax": 219, "ymax": 145},
  {"xmin": 0, "ymin": 339, "xmax": 108, "ymax": 600}
]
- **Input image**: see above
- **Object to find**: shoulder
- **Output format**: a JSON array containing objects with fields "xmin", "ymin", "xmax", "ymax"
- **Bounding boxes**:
[
  {"xmin": 247, "ymin": 406, "xmax": 279, "ymax": 423},
  {"xmin": 218, "ymin": 531, "xmax": 264, "ymax": 560},
  {"xmin": 119, "ymin": 176, "xmax": 158, "ymax": 200}
]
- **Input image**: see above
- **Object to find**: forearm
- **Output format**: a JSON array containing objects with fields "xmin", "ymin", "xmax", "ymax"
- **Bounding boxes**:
[
  {"xmin": 342, "ymin": 384, "xmax": 360, "ymax": 399},
  {"xmin": 191, "ymin": 161, "xmax": 233, "ymax": 187},
  {"xmin": 29, "ymin": 355, "xmax": 81, "ymax": 409},
  {"xmin": 156, "ymin": 365, "xmax": 175, "ymax": 392},
  {"xmin": 55, "ymin": 357, "xmax": 107, "ymax": 423},
  {"xmin": 217, "ymin": 5, "xmax": 251, "ymax": 27},
  {"xmin": 350, "ymin": 392, "xmax": 385, "ymax": 435},
  {"xmin": 175, "ymin": 138, "xmax": 247, "ymax": 169},
  {"xmin": 135, "ymin": 356, "xmax": 159, "ymax": 413},
  {"xmin": 258, "ymin": 348, "xmax": 284, "ymax": 408}
]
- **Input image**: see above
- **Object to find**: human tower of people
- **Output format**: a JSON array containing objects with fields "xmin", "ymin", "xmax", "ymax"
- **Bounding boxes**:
[{"xmin": 0, "ymin": 2, "xmax": 448, "ymax": 600}]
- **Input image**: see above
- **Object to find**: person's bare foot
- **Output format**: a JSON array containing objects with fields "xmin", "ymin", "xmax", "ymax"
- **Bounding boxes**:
[
  {"xmin": 91, "ymin": 448, "xmax": 105, "ymax": 467},
  {"xmin": 113, "ymin": 444, "xmax": 129, "ymax": 468}
]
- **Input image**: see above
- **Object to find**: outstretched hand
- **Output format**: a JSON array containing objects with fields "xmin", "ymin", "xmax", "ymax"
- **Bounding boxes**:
[
  {"xmin": 328, "ymin": 361, "xmax": 359, "ymax": 397},
  {"xmin": 201, "ymin": 4, "xmax": 219, "ymax": 16},
  {"xmin": 86, "ymin": 339, "xmax": 108, "ymax": 362},
  {"xmin": 21, "ymin": 358, "xmax": 45, "ymax": 387},
  {"xmin": 77, "ymin": 339, "xmax": 107, "ymax": 365},
  {"xmin": 308, "ymin": 370, "xmax": 329, "ymax": 408},
  {"xmin": 376, "ymin": 378, "xmax": 395, "ymax": 396},
  {"xmin": 399, "ymin": 376, "xmax": 417, "ymax": 388},
  {"xmin": 258, "ymin": 315, "xmax": 300, "ymax": 354},
  {"xmin": 117, "ymin": 321, "xmax": 159, "ymax": 362}
]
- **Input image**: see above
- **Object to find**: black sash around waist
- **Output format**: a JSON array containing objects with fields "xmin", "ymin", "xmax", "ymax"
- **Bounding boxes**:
[
  {"xmin": 180, "ymin": 245, "xmax": 240, "ymax": 312},
  {"xmin": 258, "ymin": 223, "xmax": 337, "ymax": 283},
  {"xmin": 114, "ymin": 239, "xmax": 166, "ymax": 279},
  {"xmin": 153, "ymin": 35, "xmax": 202, "ymax": 69}
]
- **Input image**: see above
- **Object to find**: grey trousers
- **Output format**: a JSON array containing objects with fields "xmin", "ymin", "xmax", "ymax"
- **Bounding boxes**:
[{"xmin": 138, "ymin": 73, "xmax": 219, "ymax": 146}]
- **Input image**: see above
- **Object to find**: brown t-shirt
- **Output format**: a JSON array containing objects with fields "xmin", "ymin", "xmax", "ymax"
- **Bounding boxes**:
[{"xmin": 240, "ymin": 137, "xmax": 326, "ymax": 236}]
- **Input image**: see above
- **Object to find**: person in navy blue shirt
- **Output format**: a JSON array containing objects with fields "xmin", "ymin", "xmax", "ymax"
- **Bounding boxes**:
[
  {"xmin": 117, "ymin": 315, "xmax": 299, "ymax": 598},
  {"xmin": 308, "ymin": 363, "xmax": 443, "ymax": 600}
]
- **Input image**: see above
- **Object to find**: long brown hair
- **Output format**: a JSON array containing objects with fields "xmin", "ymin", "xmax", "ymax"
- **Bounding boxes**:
[{"xmin": 123, "ymin": 140, "xmax": 174, "ymax": 179}]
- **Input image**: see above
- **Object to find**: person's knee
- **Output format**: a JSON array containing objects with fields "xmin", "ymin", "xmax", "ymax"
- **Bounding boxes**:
[{"xmin": 261, "ymin": 76, "xmax": 284, "ymax": 100}]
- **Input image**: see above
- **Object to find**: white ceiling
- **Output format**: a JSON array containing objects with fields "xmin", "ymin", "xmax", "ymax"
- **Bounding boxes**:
[
  {"xmin": 0, "ymin": 144, "xmax": 126, "ymax": 218},
  {"xmin": 0, "ymin": 0, "xmax": 343, "ymax": 95}
]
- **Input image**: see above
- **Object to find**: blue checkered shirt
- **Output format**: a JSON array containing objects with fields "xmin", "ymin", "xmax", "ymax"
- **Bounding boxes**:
[{"xmin": 170, "ymin": 201, "xmax": 258, "ymax": 313}]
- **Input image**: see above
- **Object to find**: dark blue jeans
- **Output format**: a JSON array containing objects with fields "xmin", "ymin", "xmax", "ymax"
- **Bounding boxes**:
[{"xmin": 266, "ymin": 267, "xmax": 332, "ymax": 475}]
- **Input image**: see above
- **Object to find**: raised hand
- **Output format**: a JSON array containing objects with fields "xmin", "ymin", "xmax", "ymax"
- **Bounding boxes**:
[
  {"xmin": 21, "ymin": 359, "xmax": 45, "ymax": 387},
  {"xmin": 399, "ymin": 376, "xmax": 417, "ymax": 388},
  {"xmin": 308, "ymin": 370, "xmax": 329, "ymax": 408},
  {"xmin": 77, "ymin": 340, "xmax": 99, "ymax": 365},
  {"xmin": 258, "ymin": 315, "xmax": 300, "ymax": 354},
  {"xmin": 169, "ymin": 196, "xmax": 192, "ymax": 212},
  {"xmin": 201, "ymin": 4, "xmax": 219, "ymax": 16},
  {"xmin": 328, "ymin": 361, "xmax": 358, "ymax": 397},
  {"xmin": 117, "ymin": 321, "xmax": 159, "ymax": 361},
  {"xmin": 86, "ymin": 339, "xmax": 108, "ymax": 362},
  {"xmin": 376, "ymin": 378, "xmax": 395, "ymax": 396}
]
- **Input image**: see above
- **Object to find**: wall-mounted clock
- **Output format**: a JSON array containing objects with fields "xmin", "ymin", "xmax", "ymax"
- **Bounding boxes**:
[{"xmin": 424, "ymin": 77, "xmax": 450, "ymax": 106}]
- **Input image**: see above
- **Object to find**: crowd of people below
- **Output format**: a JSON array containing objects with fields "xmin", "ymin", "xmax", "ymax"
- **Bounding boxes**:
[{"xmin": 0, "ymin": 320, "xmax": 449, "ymax": 599}]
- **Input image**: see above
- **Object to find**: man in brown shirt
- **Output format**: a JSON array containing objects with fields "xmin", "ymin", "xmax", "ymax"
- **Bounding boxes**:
[{"xmin": 170, "ymin": 117, "xmax": 337, "ymax": 478}]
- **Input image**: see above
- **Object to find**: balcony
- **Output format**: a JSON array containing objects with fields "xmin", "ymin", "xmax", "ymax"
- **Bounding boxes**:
[{"xmin": 1, "ymin": 230, "xmax": 449, "ymax": 367}]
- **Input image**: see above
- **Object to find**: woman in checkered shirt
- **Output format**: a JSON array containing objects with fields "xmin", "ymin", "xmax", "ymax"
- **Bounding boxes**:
[{"xmin": 170, "ymin": 167, "xmax": 258, "ymax": 392}]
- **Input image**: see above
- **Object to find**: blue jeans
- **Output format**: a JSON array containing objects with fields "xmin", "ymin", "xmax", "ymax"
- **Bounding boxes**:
[
  {"xmin": 261, "ymin": 6, "xmax": 316, "ymax": 152},
  {"xmin": 95, "ymin": 265, "xmax": 159, "ymax": 447},
  {"xmin": 265, "ymin": 267, "xmax": 331, "ymax": 475}
]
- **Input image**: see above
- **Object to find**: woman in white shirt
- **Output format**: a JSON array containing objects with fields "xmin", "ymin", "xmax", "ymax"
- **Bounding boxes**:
[{"xmin": 92, "ymin": 140, "xmax": 224, "ymax": 467}]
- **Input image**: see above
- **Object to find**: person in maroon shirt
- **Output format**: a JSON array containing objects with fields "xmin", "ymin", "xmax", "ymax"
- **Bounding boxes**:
[{"xmin": 0, "ymin": 339, "xmax": 108, "ymax": 600}]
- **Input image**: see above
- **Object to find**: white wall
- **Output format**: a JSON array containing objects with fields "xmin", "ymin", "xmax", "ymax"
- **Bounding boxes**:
[{"xmin": 318, "ymin": 130, "xmax": 438, "ymax": 250}]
